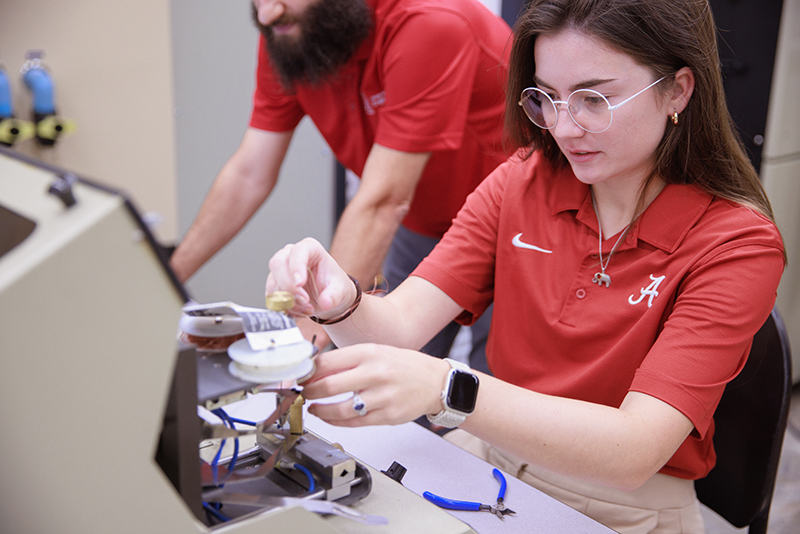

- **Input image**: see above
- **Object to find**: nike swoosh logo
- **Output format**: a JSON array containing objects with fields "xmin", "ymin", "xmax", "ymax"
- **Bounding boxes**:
[{"xmin": 512, "ymin": 233, "xmax": 553, "ymax": 253}]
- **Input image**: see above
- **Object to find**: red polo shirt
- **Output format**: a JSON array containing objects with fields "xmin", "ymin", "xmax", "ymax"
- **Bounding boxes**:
[
  {"xmin": 250, "ymin": 0, "xmax": 511, "ymax": 238},
  {"xmin": 413, "ymin": 152, "xmax": 785, "ymax": 479}
]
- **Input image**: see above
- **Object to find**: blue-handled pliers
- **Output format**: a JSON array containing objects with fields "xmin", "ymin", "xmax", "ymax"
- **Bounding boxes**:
[{"xmin": 423, "ymin": 468, "xmax": 516, "ymax": 519}]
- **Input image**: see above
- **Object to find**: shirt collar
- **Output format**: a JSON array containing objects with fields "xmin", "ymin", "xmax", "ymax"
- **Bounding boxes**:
[
  {"xmin": 635, "ymin": 183, "xmax": 712, "ymax": 253},
  {"xmin": 550, "ymin": 166, "xmax": 713, "ymax": 254}
]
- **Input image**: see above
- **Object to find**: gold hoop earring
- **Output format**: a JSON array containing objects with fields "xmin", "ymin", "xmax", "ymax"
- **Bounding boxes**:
[{"xmin": 671, "ymin": 111, "xmax": 679, "ymax": 125}]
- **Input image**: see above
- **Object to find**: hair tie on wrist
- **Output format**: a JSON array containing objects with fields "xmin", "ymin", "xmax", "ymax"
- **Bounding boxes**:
[{"xmin": 309, "ymin": 274, "xmax": 362, "ymax": 325}]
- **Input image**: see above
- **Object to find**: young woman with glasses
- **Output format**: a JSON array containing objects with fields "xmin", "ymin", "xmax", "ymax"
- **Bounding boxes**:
[{"xmin": 265, "ymin": 1, "xmax": 785, "ymax": 531}]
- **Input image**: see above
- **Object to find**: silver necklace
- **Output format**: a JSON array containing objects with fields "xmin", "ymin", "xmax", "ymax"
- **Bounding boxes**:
[{"xmin": 591, "ymin": 191, "xmax": 630, "ymax": 288}]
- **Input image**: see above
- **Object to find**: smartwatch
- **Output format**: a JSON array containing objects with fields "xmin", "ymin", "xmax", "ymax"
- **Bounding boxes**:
[{"xmin": 427, "ymin": 358, "xmax": 480, "ymax": 428}]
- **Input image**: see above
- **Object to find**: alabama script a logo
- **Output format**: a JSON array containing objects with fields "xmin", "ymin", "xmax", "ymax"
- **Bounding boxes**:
[{"xmin": 628, "ymin": 274, "xmax": 666, "ymax": 308}]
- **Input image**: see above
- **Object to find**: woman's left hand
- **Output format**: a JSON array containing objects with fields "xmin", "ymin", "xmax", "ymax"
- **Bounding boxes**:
[{"xmin": 301, "ymin": 344, "xmax": 450, "ymax": 427}]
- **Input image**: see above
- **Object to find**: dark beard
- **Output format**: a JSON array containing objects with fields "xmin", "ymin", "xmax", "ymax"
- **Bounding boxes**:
[{"xmin": 251, "ymin": 0, "xmax": 373, "ymax": 88}]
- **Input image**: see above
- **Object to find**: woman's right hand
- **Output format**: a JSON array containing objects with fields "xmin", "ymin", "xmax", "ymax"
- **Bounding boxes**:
[{"xmin": 266, "ymin": 237, "xmax": 356, "ymax": 321}]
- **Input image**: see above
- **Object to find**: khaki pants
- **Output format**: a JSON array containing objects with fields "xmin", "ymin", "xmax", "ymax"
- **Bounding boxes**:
[{"xmin": 445, "ymin": 430, "xmax": 705, "ymax": 534}]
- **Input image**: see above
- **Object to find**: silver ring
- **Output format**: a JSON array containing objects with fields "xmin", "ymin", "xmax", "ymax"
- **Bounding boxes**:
[{"xmin": 352, "ymin": 393, "xmax": 367, "ymax": 416}]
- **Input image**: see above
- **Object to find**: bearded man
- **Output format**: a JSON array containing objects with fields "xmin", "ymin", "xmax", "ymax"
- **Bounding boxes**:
[{"xmin": 171, "ymin": 0, "xmax": 511, "ymax": 369}]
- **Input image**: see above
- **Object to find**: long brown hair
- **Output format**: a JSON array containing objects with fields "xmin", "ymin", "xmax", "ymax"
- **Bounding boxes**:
[{"xmin": 505, "ymin": 0, "xmax": 776, "ymax": 223}]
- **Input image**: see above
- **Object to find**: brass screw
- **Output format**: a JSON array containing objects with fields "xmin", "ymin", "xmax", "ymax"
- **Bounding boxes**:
[{"xmin": 266, "ymin": 291, "xmax": 295, "ymax": 312}]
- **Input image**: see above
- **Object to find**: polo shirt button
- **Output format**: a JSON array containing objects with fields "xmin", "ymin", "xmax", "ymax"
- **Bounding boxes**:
[
  {"xmin": 576, "ymin": 288, "xmax": 587, "ymax": 299},
  {"xmin": 349, "ymin": 102, "xmax": 356, "ymax": 110}
]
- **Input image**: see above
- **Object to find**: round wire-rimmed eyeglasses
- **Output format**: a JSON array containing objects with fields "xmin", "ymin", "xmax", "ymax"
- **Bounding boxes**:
[{"xmin": 518, "ymin": 76, "xmax": 667, "ymax": 134}]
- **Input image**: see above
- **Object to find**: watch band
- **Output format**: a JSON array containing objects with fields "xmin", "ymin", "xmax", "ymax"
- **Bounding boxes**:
[{"xmin": 427, "ymin": 358, "xmax": 475, "ymax": 429}]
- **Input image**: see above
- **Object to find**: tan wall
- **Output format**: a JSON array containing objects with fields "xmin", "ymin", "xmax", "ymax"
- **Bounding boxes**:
[
  {"xmin": 762, "ymin": 0, "xmax": 800, "ymax": 382},
  {"xmin": 0, "ymin": 0, "xmax": 178, "ymax": 243}
]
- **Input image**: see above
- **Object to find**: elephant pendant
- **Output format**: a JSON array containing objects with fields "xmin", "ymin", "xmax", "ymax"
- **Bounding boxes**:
[{"xmin": 592, "ymin": 272, "xmax": 611, "ymax": 287}]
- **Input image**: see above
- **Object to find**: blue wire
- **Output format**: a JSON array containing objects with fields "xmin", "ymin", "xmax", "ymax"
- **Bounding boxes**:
[
  {"xmin": 210, "ymin": 437, "xmax": 225, "ymax": 486},
  {"xmin": 202, "ymin": 501, "xmax": 231, "ymax": 523},
  {"xmin": 212, "ymin": 408, "xmax": 241, "ymax": 480},
  {"xmin": 210, "ymin": 409, "xmax": 228, "ymax": 485},
  {"xmin": 219, "ymin": 410, "xmax": 240, "ymax": 473},
  {"xmin": 292, "ymin": 463, "xmax": 316, "ymax": 493},
  {"xmin": 209, "ymin": 409, "xmax": 314, "ymax": 507},
  {"xmin": 226, "ymin": 416, "xmax": 258, "ymax": 426}
]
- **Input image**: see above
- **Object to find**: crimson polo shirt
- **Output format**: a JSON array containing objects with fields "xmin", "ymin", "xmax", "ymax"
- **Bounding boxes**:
[
  {"xmin": 249, "ymin": 0, "xmax": 511, "ymax": 238},
  {"xmin": 413, "ymin": 152, "xmax": 785, "ymax": 480}
]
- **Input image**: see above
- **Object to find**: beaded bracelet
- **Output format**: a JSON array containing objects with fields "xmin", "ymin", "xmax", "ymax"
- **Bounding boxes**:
[{"xmin": 309, "ymin": 275, "xmax": 362, "ymax": 325}]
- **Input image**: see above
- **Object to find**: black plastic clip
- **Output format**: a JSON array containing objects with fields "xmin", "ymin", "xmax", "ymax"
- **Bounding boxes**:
[{"xmin": 381, "ymin": 461, "xmax": 408, "ymax": 485}]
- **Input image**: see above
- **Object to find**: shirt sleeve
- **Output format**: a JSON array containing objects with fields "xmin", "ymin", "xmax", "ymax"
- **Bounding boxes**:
[
  {"xmin": 373, "ymin": 10, "xmax": 481, "ymax": 152},
  {"xmin": 630, "ymin": 238, "xmax": 785, "ymax": 439},
  {"xmin": 412, "ymin": 157, "xmax": 524, "ymax": 322},
  {"xmin": 249, "ymin": 36, "xmax": 305, "ymax": 132}
]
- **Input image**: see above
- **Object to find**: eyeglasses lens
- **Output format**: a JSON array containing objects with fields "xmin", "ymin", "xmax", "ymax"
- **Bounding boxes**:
[
  {"xmin": 520, "ymin": 88, "xmax": 612, "ymax": 133},
  {"xmin": 520, "ymin": 88, "xmax": 554, "ymax": 129},
  {"xmin": 568, "ymin": 90, "xmax": 611, "ymax": 133}
]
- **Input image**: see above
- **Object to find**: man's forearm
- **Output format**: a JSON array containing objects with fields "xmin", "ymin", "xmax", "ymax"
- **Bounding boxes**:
[
  {"xmin": 329, "ymin": 145, "xmax": 430, "ymax": 289},
  {"xmin": 170, "ymin": 128, "xmax": 292, "ymax": 283},
  {"xmin": 170, "ymin": 174, "xmax": 268, "ymax": 282},
  {"xmin": 328, "ymin": 198, "xmax": 407, "ymax": 289}
]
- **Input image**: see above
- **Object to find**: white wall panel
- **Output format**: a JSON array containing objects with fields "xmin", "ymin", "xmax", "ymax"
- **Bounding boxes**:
[{"xmin": 762, "ymin": 0, "xmax": 800, "ymax": 382}]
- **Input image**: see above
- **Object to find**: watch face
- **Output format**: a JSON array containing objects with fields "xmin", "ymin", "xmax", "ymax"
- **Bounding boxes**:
[{"xmin": 447, "ymin": 370, "xmax": 479, "ymax": 413}]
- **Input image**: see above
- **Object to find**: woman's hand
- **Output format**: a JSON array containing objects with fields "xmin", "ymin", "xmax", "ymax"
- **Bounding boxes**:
[
  {"xmin": 301, "ymin": 344, "xmax": 451, "ymax": 427},
  {"xmin": 266, "ymin": 237, "xmax": 355, "ymax": 320}
]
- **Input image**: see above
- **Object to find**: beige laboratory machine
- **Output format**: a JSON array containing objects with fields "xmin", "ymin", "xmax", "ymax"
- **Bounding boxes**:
[{"xmin": 0, "ymin": 146, "xmax": 474, "ymax": 534}]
